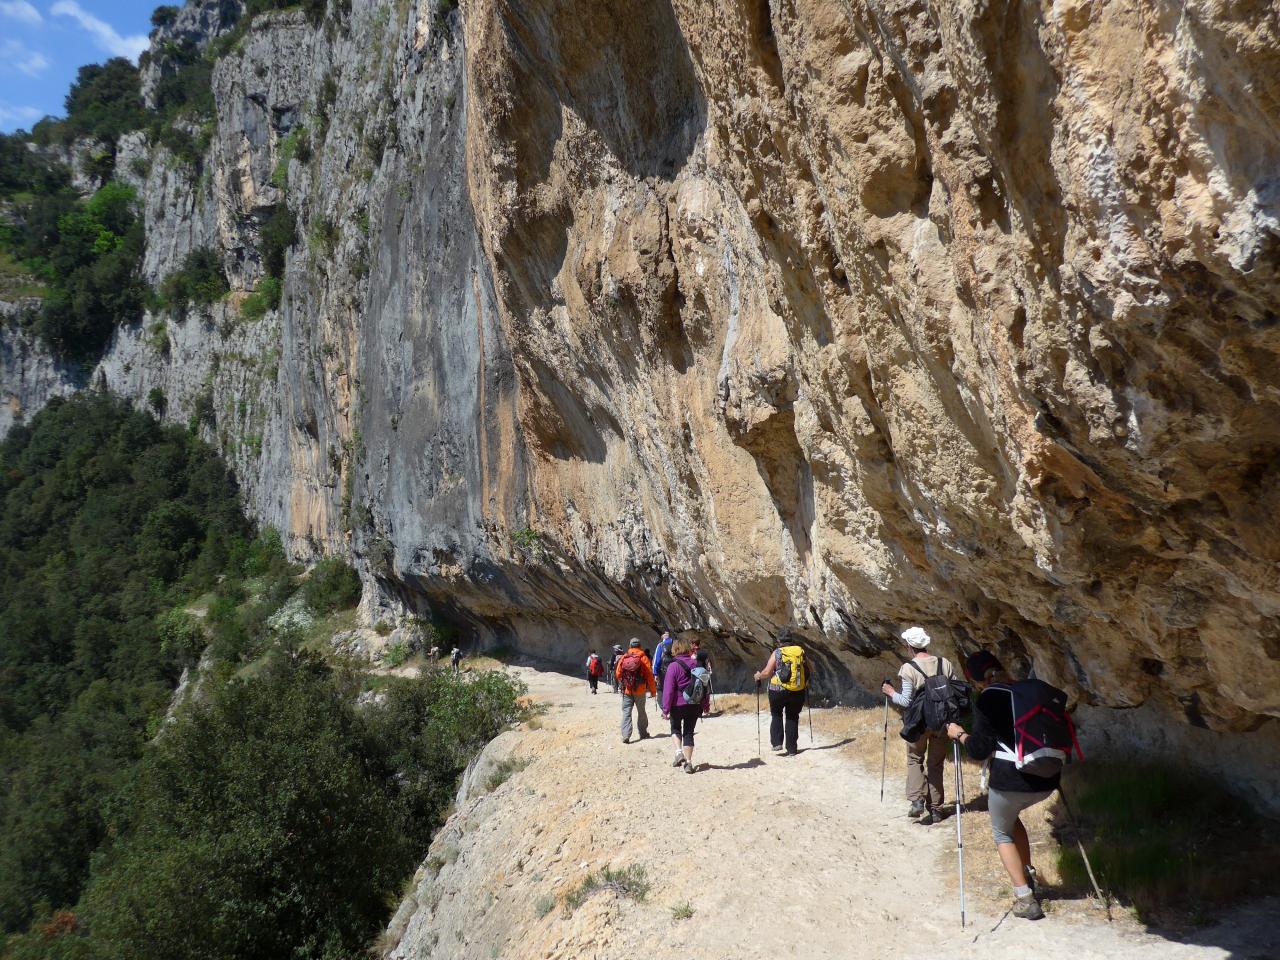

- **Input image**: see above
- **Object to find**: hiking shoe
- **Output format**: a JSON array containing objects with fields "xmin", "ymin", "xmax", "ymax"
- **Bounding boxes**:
[
  {"xmin": 684, "ymin": 761, "xmax": 696, "ymax": 774},
  {"xmin": 908, "ymin": 800, "xmax": 925, "ymax": 819},
  {"xmin": 1012, "ymin": 894, "xmax": 1045, "ymax": 920},
  {"xmin": 673, "ymin": 753, "xmax": 686, "ymax": 767},
  {"xmin": 917, "ymin": 810, "xmax": 937, "ymax": 826},
  {"xmin": 621, "ymin": 736, "xmax": 630, "ymax": 744},
  {"xmin": 771, "ymin": 744, "xmax": 785, "ymax": 753}
]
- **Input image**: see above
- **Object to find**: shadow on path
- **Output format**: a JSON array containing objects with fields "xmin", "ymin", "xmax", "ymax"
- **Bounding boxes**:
[{"xmin": 701, "ymin": 758, "xmax": 767, "ymax": 772}]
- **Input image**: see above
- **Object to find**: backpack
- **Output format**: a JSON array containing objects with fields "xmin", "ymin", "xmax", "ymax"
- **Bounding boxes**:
[
  {"xmin": 654, "ymin": 638, "xmax": 673, "ymax": 674},
  {"xmin": 587, "ymin": 654, "xmax": 602, "ymax": 677},
  {"xmin": 901, "ymin": 659, "xmax": 969, "ymax": 736},
  {"xmin": 774, "ymin": 645, "xmax": 806, "ymax": 692},
  {"xmin": 618, "ymin": 652, "xmax": 644, "ymax": 691},
  {"xmin": 984, "ymin": 679, "xmax": 1082, "ymax": 778},
  {"xmin": 672, "ymin": 659, "xmax": 710, "ymax": 706}
]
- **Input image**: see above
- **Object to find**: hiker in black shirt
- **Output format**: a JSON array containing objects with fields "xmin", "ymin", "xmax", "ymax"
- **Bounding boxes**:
[{"xmin": 948, "ymin": 651, "xmax": 1073, "ymax": 921}]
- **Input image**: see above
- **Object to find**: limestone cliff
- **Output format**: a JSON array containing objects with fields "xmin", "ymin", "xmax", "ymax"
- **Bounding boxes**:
[{"xmin": 5, "ymin": 0, "xmax": 1279, "ymax": 768}]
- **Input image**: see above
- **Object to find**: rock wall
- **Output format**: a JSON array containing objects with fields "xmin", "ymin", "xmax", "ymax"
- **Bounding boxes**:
[{"xmin": 5, "ymin": 0, "xmax": 1279, "ymax": 787}]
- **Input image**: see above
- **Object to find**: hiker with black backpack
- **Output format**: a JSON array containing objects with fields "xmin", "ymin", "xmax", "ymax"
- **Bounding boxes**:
[
  {"xmin": 652, "ymin": 630, "xmax": 674, "ymax": 693},
  {"xmin": 661, "ymin": 637, "xmax": 710, "ymax": 772},
  {"xmin": 880, "ymin": 626, "xmax": 966, "ymax": 825},
  {"xmin": 753, "ymin": 640, "xmax": 807, "ymax": 756},
  {"xmin": 948, "ymin": 650, "xmax": 1080, "ymax": 921},
  {"xmin": 616, "ymin": 639, "xmax": 656, "ymax": 743},
  {"xmin": 585, "ymin": 650, "xmax": 604, "ymax": 694},
  {"xmin": 608, "ymin": 644, "xmax": 624, "ymax": 694}
]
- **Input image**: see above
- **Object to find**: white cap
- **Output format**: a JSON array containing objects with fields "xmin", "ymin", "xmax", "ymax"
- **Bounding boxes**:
[{"xmin": 902, "ymin": 626, "xmax": 931, "ymax": 649}]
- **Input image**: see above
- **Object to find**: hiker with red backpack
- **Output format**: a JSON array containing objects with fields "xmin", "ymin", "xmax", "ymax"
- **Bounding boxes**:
[
  {"xmin": 881, "ymin": 626, "xmax": 966, "ymax": 825},
  {"xmin": 615, "ymin": 638, "xmax": 656, "ymax": 743},
  {"xmin": 948, "ymin": 650, "xmax": 1079, "ymax": 921},
  {"xmin": 661, "ymin": 636, "xmax": 710, "ymax": 772},
  {"xmin": 585, "ymin": 650, "xmax": 604, "ymax": 694}
]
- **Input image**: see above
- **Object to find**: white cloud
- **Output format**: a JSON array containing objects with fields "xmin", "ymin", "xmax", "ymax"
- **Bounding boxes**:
[
  {"xmin": 0, "ymin": 0, "xmax": 42, "ymax": 25},
  {"xmin": 50, "ymin": 0, "xmax": 148, "ymax": 60},
  {"xmin": 0, "ymin": 103, "xmax": 43, "ymax": 127},
  {"xmin": 2, "ymin": 40, "xmax": 50, "ymax": 76}
]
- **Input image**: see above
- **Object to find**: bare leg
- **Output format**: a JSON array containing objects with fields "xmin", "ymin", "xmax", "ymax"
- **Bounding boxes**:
[
  {"xmin": 997, "ymin": 840, "xmax": 1026, "ymax": 889},
  {"xmin": 1013, "ymin": 819, "xmax": 1033, "ymax": 874},
  {"xmin": 996, "ymin": 818, "xmax": 1033, "ymax": 888},
  {"xmin": 683, "ymin": 744, "xmax": 694, "ymax": 764}
]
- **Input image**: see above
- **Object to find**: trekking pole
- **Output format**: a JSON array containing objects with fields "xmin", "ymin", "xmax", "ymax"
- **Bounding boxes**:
[
  {"xmin": 1058, "ymin": 784, "xmax": 1110, "ymax": 919},
  {"xmin": 879, "ymin": 692, "xmax": 889, "ymax": 803},
  {"xmin": 747, "ymin": 686, "xmax": 757, "ymax": 757},
  {"xmin": 807, "ymin": 688, "xmax": 814, "ymax": 746},
  {"xmin": 953, "ymin": 740, "xmax": 966, "ymax": 928}
]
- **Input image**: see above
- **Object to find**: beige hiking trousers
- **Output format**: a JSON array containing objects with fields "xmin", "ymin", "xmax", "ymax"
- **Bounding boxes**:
[{"xmin": 906, "ymin": 729, "xmax": 948, "ymax": 809}]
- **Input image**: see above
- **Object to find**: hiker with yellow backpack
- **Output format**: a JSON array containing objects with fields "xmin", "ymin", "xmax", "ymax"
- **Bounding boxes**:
[{"xmin": 753, "ymin": 640, "xmax": 808, "ymax": 756}]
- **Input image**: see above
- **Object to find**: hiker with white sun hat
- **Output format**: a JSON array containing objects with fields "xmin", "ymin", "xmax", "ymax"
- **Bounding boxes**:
[{"xmin": 880, "ymin": 626, "xmax": 959, "ymax": 825}]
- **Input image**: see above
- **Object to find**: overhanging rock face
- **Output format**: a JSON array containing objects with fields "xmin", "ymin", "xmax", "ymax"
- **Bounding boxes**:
[{"xmin": 6, "ymin": 0, "xmax": 1278, "ymax": 784}]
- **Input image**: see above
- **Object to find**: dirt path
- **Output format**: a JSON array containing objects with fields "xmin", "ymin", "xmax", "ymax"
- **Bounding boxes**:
[{"xmin": 386, "ymin": 664, "xmax": 1275, "ymax": 960}]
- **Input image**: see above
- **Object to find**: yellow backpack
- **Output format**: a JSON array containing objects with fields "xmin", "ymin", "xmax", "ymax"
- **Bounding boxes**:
[{"xmin": 774, "ymin": 645, "xmax": 806, "ymax": 692}]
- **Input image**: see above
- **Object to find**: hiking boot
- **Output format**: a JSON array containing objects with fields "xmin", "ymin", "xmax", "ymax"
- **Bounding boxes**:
[
  {"xmin": 917, "ymin": 810, "xmax": 937, "ymax": 826},
  {"xmin": 684, "ymin": 761, "xmax": 696, "ymax": 774},
  {"xmin": 673, "ymin": 753, "xmax": 686, "ymax": 767},
  {"xmin": 771, "ymin": 744, "xmax": 785, "ymax": 753},
  {"xmin": 908, "ymin": 800, "xmax": 925, "ymax": 819},
  {"xmin": 621, "ymin": 736, "xmax": 630, "ymax": 744},
  {"xmin": 1012, "ymin": 894, "xmax": 1045, "ymax": 920}
]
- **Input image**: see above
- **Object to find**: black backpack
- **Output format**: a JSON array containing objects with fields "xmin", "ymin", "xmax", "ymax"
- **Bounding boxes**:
[
  {"xmin": 899, "ymin": 659, "xmax": 969, "ymax": 740},
  {"xmin": 981, "ymin": 679, "xmax": 1081, "ymax": 778}
]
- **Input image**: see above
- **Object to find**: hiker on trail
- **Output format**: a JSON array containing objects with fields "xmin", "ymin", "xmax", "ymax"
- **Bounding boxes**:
[
  {"xmin": 585, "ymin": 650, "xmax": 604, "ymax": 694},
  {"xmin": 616, "ymin": 638, "xmax": 656, "ymax": 743},
  {"xmin": 694, "ymin": 648, "xmax": 714, "ymax": 717},
  {"xmin": 450, "ymin": 646, "xmax": 462, "ymax": 675},
  {"xmin": 608, "ymin": 644, "xmax": 624, "ymax": 694},
  {"xmin": 753, "ymin": 640, "xmax": 807, "ymax": 755},
  {"xmin": 880, "ymin": 626, "xmax": 962, "ymax": 825},
  {"xmin": 652, "ymin": 630, "xmax": 674, "ymax": 692},
  {"xmin": 662, "ymin": 637, "xmax": 710, "ymax": 772},
  {"xmin": 948, "ymin": 650, "xmax": 1077, "ymax": 921}
]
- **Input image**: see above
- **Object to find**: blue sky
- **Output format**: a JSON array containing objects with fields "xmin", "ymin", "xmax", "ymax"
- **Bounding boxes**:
[{"xmin": 0, "ymin": 0, "xmax": 157, "ymax": 132}]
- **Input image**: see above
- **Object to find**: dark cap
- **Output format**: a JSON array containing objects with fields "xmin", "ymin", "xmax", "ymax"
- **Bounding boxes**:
[{"xmin": 964, "ymin": 650, "xmax": 1003, "ymax": 682}]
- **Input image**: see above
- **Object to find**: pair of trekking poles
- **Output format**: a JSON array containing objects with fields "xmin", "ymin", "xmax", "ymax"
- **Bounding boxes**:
[
  {"xmin": 754, "ymin": 681, "xmax": 813, "ymax": 757},
  {"xmin": 877, "ymin": 694, "xmax": 1108, "ymax": 927}
]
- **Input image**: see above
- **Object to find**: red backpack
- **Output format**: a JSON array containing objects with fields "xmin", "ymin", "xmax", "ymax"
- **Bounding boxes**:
[
  {"xmin": 618, "ymin": 652, "xmax": 644, "ymax": 690},
  {"xmin": 587, "ymin": 654, "xmax": 603, "ymax": 677}
]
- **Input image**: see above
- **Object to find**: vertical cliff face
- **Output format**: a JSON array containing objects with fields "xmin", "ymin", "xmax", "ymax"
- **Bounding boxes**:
[{"xmin": 5, "ymin": 0, "xmax": 1279, "ymax": 755}]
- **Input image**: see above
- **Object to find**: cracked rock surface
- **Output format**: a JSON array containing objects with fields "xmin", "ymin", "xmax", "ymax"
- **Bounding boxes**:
[{"xmin": 5, "ymin": 0, "xmax": 1279, "ymax": 789}]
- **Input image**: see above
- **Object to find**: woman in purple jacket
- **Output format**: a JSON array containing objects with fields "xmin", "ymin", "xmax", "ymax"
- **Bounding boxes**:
[{"xmin": 661, "ymin": 637, "xmax": 707, "ymax": 773}]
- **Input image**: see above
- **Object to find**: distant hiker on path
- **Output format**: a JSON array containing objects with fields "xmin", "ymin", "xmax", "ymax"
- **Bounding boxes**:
[
  {"xmin": 754, "ymin": 641, "xmax": 807, "ymax": 755},
  {"xmin": 585, "ymin": 650, "xmax": 604, "ymax": 694},
  {"xmin": 616, "ymin": 638, "xmax": 656, "ymax": 743},
  {"xmin": 949, "ymin": 650, "xmax": 1076, "ymax": 921},
  {"xmin": 662, "ymin": 637, "xmax": 710, "ymax": 772},
  {"xmin": 608, "ymin": 644, "xmax": 624, "ymax": 694},
  {"xmin": 694, "ymin": 647, "xmax": 714, "ymax": 717},
  {"xmin": 881, "ymin": 626, "xmax": 960, "ymax": 825},
  {"xmin": 450, "ymin": 646, "xmax": 462, "ymax": 675},
  {"xmin": 652, "ymin": 630, "xmax": 674, "ymax": 692}
]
